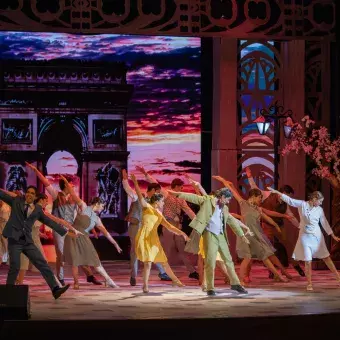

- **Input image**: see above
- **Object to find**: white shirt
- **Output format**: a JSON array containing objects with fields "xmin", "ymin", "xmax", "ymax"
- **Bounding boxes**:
[
  {"xmin": 206, "ymin": 201, "xmax": 224, "ymax": 236},
  {"xmin": 24, "ymin": 202, "xmax": 35, "ymax": 218},
  {"xmin": 281, "ymin": 194, "xmax": 333, "ymax": 237}
]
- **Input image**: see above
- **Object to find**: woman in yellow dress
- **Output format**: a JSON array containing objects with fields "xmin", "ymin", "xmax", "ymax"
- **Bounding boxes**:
[{"xmin": 130, "ymin": 174, "xmax": 189, "ymax": 293}]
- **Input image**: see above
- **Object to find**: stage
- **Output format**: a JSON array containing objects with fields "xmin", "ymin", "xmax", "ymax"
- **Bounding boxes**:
[{"xmin": 1, "ymin": 261, "xmax": 340, "ymax": 339}]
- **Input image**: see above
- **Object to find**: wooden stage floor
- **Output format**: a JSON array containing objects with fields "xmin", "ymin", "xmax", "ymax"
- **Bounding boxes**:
[{"xmin": 1, "ymin": 261, "xmax": 340, "ymax": 320}]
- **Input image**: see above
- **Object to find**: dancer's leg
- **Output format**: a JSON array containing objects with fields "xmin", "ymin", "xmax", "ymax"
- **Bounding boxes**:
[
  {"xmin": 216, "ymin": 260, "xmax": 229, "ymax": 283},
  {"xmin": 305, "ymin": 261, "xmax": 313, "ymax": 290},
  {"xmin": 322, "ymin": 256, "xmax": 340, "ymax": 282},
  {"xmin": 94, "ymin": 264, "xmax": 119, "ymax": 288},
  {"xmin": 263, "ymin": 258, "xmax": 289, "ymax": 282},
  {"xmin": 16, "ymin": 269, "xmax": 26, "ymax": 284},
  {"xmin": 268, "ymin": 255, "xmax": 293, "ymax": 279},
  {"xmin": 239, "ymin": 258, "xmax": 251, "ymax": 284},
  {"xmin": 161, "ymin": 262, "xmax": 184, "ymax": 286},
  {"xmin": 142, "ymin": 261, "xmax": 152, "ymax": 292},
  {"xmin": 72, "ymin": 266, "xmax": 79, "ymax": 289}
]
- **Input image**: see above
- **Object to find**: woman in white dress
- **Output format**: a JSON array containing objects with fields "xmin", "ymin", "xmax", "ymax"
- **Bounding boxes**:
[{"xmin": 268, "ymin": 189, "xmax": 340, "ymax": 291}]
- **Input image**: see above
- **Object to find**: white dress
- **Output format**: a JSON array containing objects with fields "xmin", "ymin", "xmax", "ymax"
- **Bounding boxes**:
[
  {"xmin": 0, "ymin": 203, "xmax": 10, "ymax": 263},
  {"xmin": 281, "ymin": 194, "xmax": 333, "ymax": 261}
]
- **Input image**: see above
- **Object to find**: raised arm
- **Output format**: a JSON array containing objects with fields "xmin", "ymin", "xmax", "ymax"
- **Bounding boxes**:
[
  {"xmin": 59, "ymin": 175, "xmax": 83, "ymax": 208},
  {"xmin": 212, "ymin": 176, "xmax": 244, "ymax": 203},
  {"xmin": 245, "ymin": 167, "xmax": 271, "ymax": 200},
  {"xmin": 136, "ymin": 165, "xmax": 168, "ymax": 198},
  {"xmin": 130, "ymin": 173, "xmax": 148, "ymax": 208},
  {"xmin": 161, "ymin": 217, "xmax": 189, "ymax": 241},
  {"xmin": 0, "ymin": 189, "xmax": 15, "ymax": 206},
  {"xmin": 122, "ymin": 169, "xmax": 138, "ymax": 202},
  {"xmin": 179, "ymin": 199, "xmax": 196, "ymax": 220},
  {"xmin": 184, "ymin": 174, "xmax": 208, "ymax": 196},
  {"xmin": 267, "ymin": 188, "xmax": 304, "ymax": 208}
]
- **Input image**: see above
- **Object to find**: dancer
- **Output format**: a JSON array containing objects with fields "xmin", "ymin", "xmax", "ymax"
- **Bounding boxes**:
[
  {"xmin": 26, "ymin": 162, "xmax": 101, "ymax": 286},
  {"xmin": 246, "ymin": 167, "xmax": 305, "ymax": 277},
  {"xmin": 0, "ymin": 200, "xmax": 10, "ymax": 264},
  {"xmin": 213, "ymin": 176, "xmax": 292, "ymax": 284},
  {"xmin": 184, "ymin": 175, "xmax": 253, "ymax": 291},
  {"xmin": 137, "ymin": 166, "xmax": 199, "ymax": 280},
  {"xmin": 60, "ymin": 175, "xmax": 122, "ymax": 289},
  {"xmin": 168, "ymin": 185, "xmax": 250, "ymax": 296},
  {"xmin": 130, "ymin": 174, "xmax": 188, "ymax": 293},
  {"xmin": 267, "ymin": 188, "xmax": 340, "ymax": 291},
  {"xmin": 122, "ymin": 170, "xmax": 171, "ymax": 285},
  {"xmin": 0, "ymin": 186, "xmax": 77, "ymax": 299},
  {"xmin": 14, "ymin": 193, "xmax": 78, "ymax": 284}
]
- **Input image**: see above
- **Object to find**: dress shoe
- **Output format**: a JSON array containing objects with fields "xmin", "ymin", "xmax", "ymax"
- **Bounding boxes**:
[
  {"xmin": 52, "ymin": 284, "xmax": 70, "ymax": 299},
  {"xmin": 294, "ymin": 265, "xmax": 305, "ymax": 277},
  {"xmin": 231, "ymin": 285, "xmax": 248, "ymax": 294},
  {"xmin": 87, "ymin": 275, "xmax": 102, "ymax": 285},
  {"xmin": 268, "ymin": 272, "xmax": 274, "ymax": 279},
  {"xmin": 130, "ymin": 277, "xmax": 137, "ymax": 286},
  {"xmin": 189, "ymin": 271, "xmax": 199, "ymax": 280},
  {"xmin": 158, "ymin": 273, "xmax": 171, "ymax": 281},
  {"xmin": 207, "ymin": 290, "xmax": 216, "ymax": 296}
]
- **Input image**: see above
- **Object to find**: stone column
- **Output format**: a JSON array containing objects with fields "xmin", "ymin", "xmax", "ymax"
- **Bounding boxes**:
[
  {"xmin": 211, "ymin": 37, "xmax": 239, "ymax": 258},
  {"xmin": 279, "ymin": 40, "xmax": 306, "ymax": 257}
]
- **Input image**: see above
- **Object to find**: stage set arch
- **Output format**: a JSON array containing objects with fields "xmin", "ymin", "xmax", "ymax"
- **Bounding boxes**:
[{"xmin": 0, "ymin": 0, "xmax": 338, "ymax": 264}]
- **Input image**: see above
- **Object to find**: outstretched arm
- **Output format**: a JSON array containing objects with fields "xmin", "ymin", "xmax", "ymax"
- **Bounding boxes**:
[
  {"xmin": 96, "ymin": 221, "xmax": 123, "ymax": 253},
  {"xmin": 121, "ymin": 169, "xmax": 138, "ymax": 202},
  {"xmin": 136, "ymin": 165, "xmax": 168, "ymax": 198},
  {"xmin": 267, "ymin": 188, "xmax": 304, "ymax": 208},
  {"xmin": 130, "ymin": 173, "xmax": 148, "ymax": 208},
  {"xmin": 184, "ymin": 174, "xmax": 207, "ymax": 196},
  {"xmin": 0, "ymin": 189, "xmax": 15, "ymax": 206},
  {"xmin": 161, "ymin": 217, "xmax": 189, "ymax": 241},
  {"xmin": 261, "ymin": 212, "xmax": 281, "ymax": 234},
  {"xmin": 59, "ymin": 175, "xmax": 84, "ymax": 209},
  {"xmin": 168, "ymin": 191, "xmax": 205, "ymax": 206},
  {"xmin": 262, "ymin": 207, "xmax": 294, "ymax": 220},
  {"xmin": 43, "ymin": 211, "xmax": 82, "ymax": 235},
  {"xmin": 212, "ymin": 176, "xmax": 244, "ymax": 204},
  {"xmin": 245, "ymin": 167, "xmax": 271, "ymax": 200}
]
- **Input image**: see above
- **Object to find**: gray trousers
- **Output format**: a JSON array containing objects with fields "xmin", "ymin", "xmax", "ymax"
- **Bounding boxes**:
[
  {"xmin": 162, "ymin": 219, "xmax": 196, "ymax": 273},
  {"xmin": 7, "ymin": 238, "xmax": 59, "ymax": 290},
  {"xmin": 128, "ymin": 223, "xmax": 165, "ymax": 278},
  {"xmin": 53, "ymin": 231, "xmax": 92, "ymax": 280}
]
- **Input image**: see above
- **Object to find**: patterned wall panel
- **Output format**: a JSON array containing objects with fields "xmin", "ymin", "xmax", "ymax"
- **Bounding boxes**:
[
  {"xmin": 237, "ymin": 40, "xmax": 282, "ymax": 194},
  {"xmin": 0, "ymin": 0, "xmax": 335, "ymax": 39}
]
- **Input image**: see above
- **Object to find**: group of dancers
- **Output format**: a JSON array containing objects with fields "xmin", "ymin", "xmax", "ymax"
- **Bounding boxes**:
[{"xmin": 1, "ymin": 162, "xmax": 340, "ymax": 298}]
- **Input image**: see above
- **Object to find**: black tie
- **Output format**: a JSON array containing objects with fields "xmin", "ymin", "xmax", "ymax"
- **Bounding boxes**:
[{"xmin": 24, "ymin": 204, "xmax": 29, "ymax": 219}]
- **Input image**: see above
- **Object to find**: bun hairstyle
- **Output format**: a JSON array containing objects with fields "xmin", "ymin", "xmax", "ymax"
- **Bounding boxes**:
[
  {"xmin": 308, "ymin": 191, "xmax": 324, "ymax": 201},
  {"xmin": 149, "ymin": 193, "xmax": 164, "ymax": 204},
  {"xmin": 90, "ymin": 197, "xmax": 104, "ymax": 205}
]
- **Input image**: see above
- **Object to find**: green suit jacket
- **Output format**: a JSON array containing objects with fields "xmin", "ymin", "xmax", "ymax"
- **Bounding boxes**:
[{"xmin": 175, "ymin": 193, "xmax": 244, "ymax": 254}]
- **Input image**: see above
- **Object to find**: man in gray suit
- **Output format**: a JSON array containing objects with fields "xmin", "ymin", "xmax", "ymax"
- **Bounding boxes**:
[{"xmin": 0, "ymin": 185, "xmax": 76, "ymax": 299}]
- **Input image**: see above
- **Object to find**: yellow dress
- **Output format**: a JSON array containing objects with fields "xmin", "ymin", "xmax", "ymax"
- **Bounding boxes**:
[
  {"xmin": 198, "ymin": 236, "xmax": 223, "ymax": 262},
  {"xmin": 135, "ymin": 203, "xmax": 168, "ymax": 263}
]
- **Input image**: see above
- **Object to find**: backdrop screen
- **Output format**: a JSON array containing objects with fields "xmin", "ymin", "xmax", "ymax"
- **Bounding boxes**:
[{"xmin": 0, "ymin": 33, "xmax": 201, "ymax": 194}]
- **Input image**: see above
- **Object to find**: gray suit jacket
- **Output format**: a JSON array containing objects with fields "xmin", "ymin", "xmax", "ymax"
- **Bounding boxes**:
[{"xmin": 0, "ymin": 191, "xmax": 67, "ymax": 243}]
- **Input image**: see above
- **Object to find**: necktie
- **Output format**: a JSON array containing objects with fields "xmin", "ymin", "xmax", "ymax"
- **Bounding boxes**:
[{"xmin": 24, "ymin": 204, "xmax": 29, "ymax": 219}]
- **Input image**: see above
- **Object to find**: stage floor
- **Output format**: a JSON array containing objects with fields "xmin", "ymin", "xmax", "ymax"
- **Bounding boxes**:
[{"xmin": 1, "ymin": 261, "xmax": 340, "ymax": 320}]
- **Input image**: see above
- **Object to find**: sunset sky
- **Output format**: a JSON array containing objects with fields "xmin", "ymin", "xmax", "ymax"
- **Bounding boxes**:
[{"xmin": 0, "ymin": 32, "xmax": 201, "ymax": 187}]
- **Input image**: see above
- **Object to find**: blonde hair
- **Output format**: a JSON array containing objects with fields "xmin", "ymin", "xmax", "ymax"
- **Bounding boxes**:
[{"xmin": 308, "ymin": 191, "xmax": 324, "ymax": 201}]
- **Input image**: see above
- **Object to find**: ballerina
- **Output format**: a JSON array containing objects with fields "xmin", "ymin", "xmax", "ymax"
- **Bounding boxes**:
[
  {"xmin": 130, "ymin": 173, "xmax": 189, "ymax": 293},
  {"xmin": 60, "ymin": 176, "xmax": 122, "ymax": 289},
  {"xmin": 267, "ymin": 188, "xmax": 340, "ymax": 291}
]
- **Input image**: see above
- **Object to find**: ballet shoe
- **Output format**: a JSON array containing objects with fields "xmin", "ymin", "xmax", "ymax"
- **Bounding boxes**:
[
  {"xmin": 73, "ymin": 282, "xmax": 80, "ymax": 290},
  {"xmin": 104, "ymin": 278, "xmax": 119, "ymax": 288},
  {"xmin": 281, "ymin": 270, "xmax": 293, "ymax": 279},
  {"xmin": 142, "ymin": 285, "xmax": 149, "ymax": 293},
  {"xmin": 306, "ymin": 284, "xmax": 313, "ymax": 291},
  {"xmin": 274, "ymin": 275, "xmax": 289, "ymax": 283}
]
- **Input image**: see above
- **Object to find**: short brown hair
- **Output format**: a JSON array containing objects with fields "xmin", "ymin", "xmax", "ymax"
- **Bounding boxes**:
[{"xmin": 171, "ymin": 178, "xmax": 184, "ymax": 189}]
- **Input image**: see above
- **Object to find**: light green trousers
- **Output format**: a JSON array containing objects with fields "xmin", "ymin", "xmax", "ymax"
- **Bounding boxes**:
[{"xmin": 203, "ymin": 230, "xmax": 240, "ymax": 290}]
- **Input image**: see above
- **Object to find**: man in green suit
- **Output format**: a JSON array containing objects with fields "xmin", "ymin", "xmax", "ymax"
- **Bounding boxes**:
[{"xmin": 168, "ymin": 187, "xmax": 249, "ymax": 296}]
